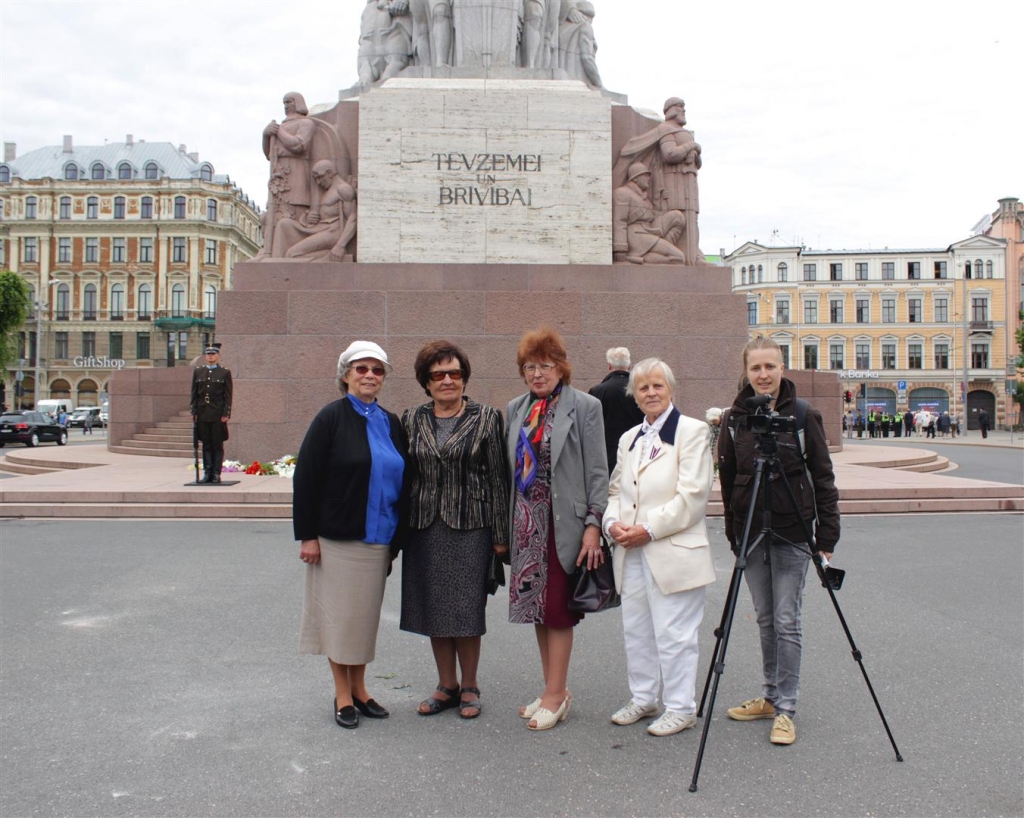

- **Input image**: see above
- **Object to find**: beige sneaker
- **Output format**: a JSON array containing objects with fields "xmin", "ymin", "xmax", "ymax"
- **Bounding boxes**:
[
  {"xmin": 770, "ymin": 714, "xmax": 796, "ymax": 745},
  {"xmin": 611, "ymin": 699, "xmax": 659, "ymax": 725},
  {"xmin": 646, "ymin": 710, "xmax": 697, "ymax": 737},
  {"xmin": 727, "ymin": 696, "xmax": 776, "ymax": 721}
]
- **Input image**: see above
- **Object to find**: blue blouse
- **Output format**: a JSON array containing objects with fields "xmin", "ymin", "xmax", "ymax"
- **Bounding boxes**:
[{"xmin": 346, "ymin": 393, "xmax": 404, "ymax": 544}]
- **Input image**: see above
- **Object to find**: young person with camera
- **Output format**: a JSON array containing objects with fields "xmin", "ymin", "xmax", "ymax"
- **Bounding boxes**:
[{"xmin": 717, "ymin": 336, "xmax": 840, "ymax": 746}]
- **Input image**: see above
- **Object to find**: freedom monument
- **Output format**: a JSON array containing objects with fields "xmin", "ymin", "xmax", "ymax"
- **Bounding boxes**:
[{"xmin": 110, "ymin": 1, "xmax": 840, "ymax": 461}]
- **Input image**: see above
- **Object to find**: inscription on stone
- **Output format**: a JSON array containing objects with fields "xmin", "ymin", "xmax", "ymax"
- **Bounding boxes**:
[{"xmin": 434, "ymin": 152, "xmax": 541, "ymax": 206}]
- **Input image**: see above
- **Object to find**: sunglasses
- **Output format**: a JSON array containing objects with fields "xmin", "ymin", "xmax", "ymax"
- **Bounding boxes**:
[
  {"xmin": 428, "ymin": 369, "xmax": 464, "ymax": 382},
  {"xmin": 351, "ymin": 364, "xmax": 386, "ymax": 377}
]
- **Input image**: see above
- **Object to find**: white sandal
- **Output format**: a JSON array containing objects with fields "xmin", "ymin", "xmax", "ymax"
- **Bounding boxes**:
[
  {"xmin": 519, "ymin": 697, "xmax": 542, "ymax": 719},
  {"xmin": 527, "ymin": 696, "xmax": 569, "ymax": 731}
]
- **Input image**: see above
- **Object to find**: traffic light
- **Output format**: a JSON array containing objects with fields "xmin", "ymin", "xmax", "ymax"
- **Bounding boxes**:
[{"xmin": 844, "ymin": 390, "xmax": 853, "ymax": 403}]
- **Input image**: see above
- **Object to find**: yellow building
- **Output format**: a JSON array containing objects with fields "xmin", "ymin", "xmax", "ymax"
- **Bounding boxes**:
[
  {"xmin": 0, "ymin": 137, "xmax": 262, "ymax": 410},
  {"xmin": 726, "ymin": 208, "xmax": 1015, "ymax": 429}
]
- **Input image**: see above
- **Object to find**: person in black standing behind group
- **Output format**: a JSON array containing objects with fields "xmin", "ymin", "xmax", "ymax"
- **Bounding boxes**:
[
  {"xmin": 588, "ymin": 347, "xmax": 644, "ymax": 474},
  {"xmin": 977, "ymin": 408, "xmax": 990, "ymax": 438},
  {"xmin": 293, "ymin": 340, "xmax": 409, "ymax": 730},
  {"xmin": 190, "ymin": 343, "xmax": 233, "ymax": 483},
  {"xmin": 401, "ymin": 341, "xmax": 511, "ymax": 720}
]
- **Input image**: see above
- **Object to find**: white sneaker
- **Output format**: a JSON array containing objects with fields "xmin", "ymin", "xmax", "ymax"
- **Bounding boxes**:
[
  {"xmin": 646, "ymin": 709, "xmax": 697, "ymax": 736},
  {"xmin": 610, "ymin": 699, "xmax": 659, "ymax": 725}
]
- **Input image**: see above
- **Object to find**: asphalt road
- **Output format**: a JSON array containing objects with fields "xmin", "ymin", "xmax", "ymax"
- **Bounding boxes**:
[
  {"xmin": 845, "ymin": 438, "xmax": 1024, "ymax": 485},
  {"xmin": 1, "ymin": 516, "xmax": 1022, "ymax": 818}
]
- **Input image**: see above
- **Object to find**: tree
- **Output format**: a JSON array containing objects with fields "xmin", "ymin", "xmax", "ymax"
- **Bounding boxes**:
[{"xmin": 0, "ymin": 271, "xmax": 31, "ymax": 373}]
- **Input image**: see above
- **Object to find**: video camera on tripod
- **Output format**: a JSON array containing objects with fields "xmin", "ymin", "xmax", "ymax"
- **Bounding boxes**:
[{"xmin": 743, "ymin": 393, "xmax": 796, "ymax": 436}]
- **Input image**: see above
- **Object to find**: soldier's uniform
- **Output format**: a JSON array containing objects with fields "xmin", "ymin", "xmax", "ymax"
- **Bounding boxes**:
[{"xmin": 190, "ymin": 344, "xmax": 233, "ymax": 483}]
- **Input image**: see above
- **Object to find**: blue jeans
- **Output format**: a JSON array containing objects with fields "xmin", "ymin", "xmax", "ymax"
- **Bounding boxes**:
[{"xmin": 743, "ymin": 541, "xmax": 810, "ymax": 717}]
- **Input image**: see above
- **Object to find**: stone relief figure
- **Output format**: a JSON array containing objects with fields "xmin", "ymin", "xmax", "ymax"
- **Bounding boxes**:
[
  {"xmin": 408, "ymin": 0, "xmax": 453, "ymax": 66},
  {"xmin": 270, "ymin": 160, "xmax": 357, "ymax": 262},
  {"xmin": 614, "ymin": 97, "xmax": 704, "ymax": 264},
  {"xmin": 453, "ymin": 0, "xmax": 523, "ymax": 68},
  {"xmin": 522, "ymin": 0, "xmax": 561, "ymax": 68},
  {"xmin": 613, "ymin": 162, "xmax": 687, "ymax": 265},
  {"xmin": 258, "ymin": 92, "xmax": 352, "ymax": 261},
  {"xmin": 557, "ymin": 0, "xmax": 601, "ymax": 87},
  {"xmin": 359, "ymin": 0, "xmax": 413, "ymax": 84}
]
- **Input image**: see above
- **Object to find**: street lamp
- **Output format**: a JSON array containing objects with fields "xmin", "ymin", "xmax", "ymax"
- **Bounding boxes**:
[
  {"xmin": 34, "ymin": 299, "xmax": 46, "ymax": 411},
  {"xmin": 962, "ymin": 264, "xmax": 970, "ymax": 436}
]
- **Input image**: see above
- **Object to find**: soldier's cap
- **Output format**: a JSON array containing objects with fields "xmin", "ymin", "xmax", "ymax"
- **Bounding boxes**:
[
  {"xmin": 664, "ymin": 97, "xmax": 685, "ymax": 113},
  {"xmin": 339, "ymin": 340, "xmax": 392, "ymax": 372},
  {"xmin": 627, "ymin": 162, "xmax": 651, "ymax": 181},
  {"xmin": 205, "ymin": 343, "xmax": 222, "ymax": 354}
]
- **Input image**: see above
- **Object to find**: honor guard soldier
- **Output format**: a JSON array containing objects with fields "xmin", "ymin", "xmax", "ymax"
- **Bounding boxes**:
[{"xmin": 191, "ymin": 343, "xmax": 233, "ymax": 483}]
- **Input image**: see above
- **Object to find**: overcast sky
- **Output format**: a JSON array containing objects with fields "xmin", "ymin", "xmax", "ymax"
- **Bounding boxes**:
[{"xmin": 2, "ymin": 0, "xmax": 1020, "ymax": 256}]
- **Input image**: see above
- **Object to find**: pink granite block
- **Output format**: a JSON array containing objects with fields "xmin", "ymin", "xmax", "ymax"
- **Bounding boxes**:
[
  {"xmin": 217, "ymin": 291, "xmax": 289, "ymax": 336},
  {"xmin": 228, "ymin": 334, "xmax": 303, "ymax": 380},
  {"xmin": 231, "ymin": 262, "xmax": 356, "ymax": 292},
  {"xmin": 388, "ymin": 291, "xmax": 488, "ymax": 334},
  {"xmin": 285, "ymin": 379, "xmax": 341, "ymax": 423},
  {"xmin": 289, "ymin": 335, "xmax": 360, "ymax": 381},
  {"xmin": 288, "ymin": 291, "xmax": 386, "ymax": 336},
  {"xmin": 138, "ymin": 367, "xmax": 192, "ymax": 396},
  {"xmin": 110, "ymin": 368, "xmax": 141, "ymax": 396},
  {"xmin": 678, "ymin": 294, "xmax": 748, "ymax": 336},
  {"xmin": 528, "ymin": 264, "xmax": 619, "ymax": 292},
  {"xmin": 581, "ymin": 293, "xmax": 679, "ymax": 336},
  {"xmin": 354, "ymin": 264, "xmax": 444, "ymax": 291},
  {"xmin": 485, "ymin": 291, "xmax": 583, "ymax": 335},
  {"xmin": 231, "ymin": 379, "xmax": 287, "ymax": 424},
  {"xmin": 443, "ymin": 264, "xmax": 529, "ymax": 291},
  {"xmin": 672, "ymin": 336, "xmax": 741, "ymax": 379}
]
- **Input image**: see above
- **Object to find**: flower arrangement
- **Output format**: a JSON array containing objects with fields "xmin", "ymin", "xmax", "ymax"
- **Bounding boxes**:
[{"xmin": 211, "ymin": 455, "xmax": 297, "ymax": 478}]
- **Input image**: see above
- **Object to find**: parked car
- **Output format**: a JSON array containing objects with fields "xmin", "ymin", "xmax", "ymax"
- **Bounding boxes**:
[
  {"xmin": 68, "ymin": 407, "xmax": 104, "ymax": 428},
  {"xmin": 0, "ymin": 411, "xmax": 69, "ymax": 447}
]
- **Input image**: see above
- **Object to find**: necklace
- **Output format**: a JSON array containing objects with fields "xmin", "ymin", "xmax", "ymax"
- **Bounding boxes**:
[{"xmin": 433, "ymin": 401, "xmax": 464, "ymax": 419}]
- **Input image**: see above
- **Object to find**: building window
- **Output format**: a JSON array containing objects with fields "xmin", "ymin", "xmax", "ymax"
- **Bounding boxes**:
[
  {"xmin": 171, "ymin": 283, "xmax": 186, "ymax": 317},
  {"xmin": 138, "ymin": 238, "xmax": 153, "ymax": 264},
  {"xmin": 55, "ymin": 331, "xmax": 69, "ymax": 359},
  {"xmin": 200, "ymin": 165, "xmax": 213, "ymax": 182},
  {"xmin": 83, "ymin": 284, "xmax": 97, "ymax": 320},
  {"xmin": 971, "ymin": 343, "xmax": 988, "ymax": 369},
  {"xmin": 829, "ymin": 300, "xmax": 843, "ymax": 323},
  {"xmin": 110, "ymin": 284, "xmax": 125, "ymax": 319},
  {"xmin": 0, "ymin": 165, "xmax": 9, "ymax": 183},
  {"xmin": 935, "ymin": 298, "xmax": 948, "ymax": 323},
  {"xmin": 779, "ymin": 345, "xmax": 790, "ymax": 368},
  {"xmin": 145, "ymin": 162, "xmax": 159, "ymax": 180},
  {"xmin": 113, "ymin": 196, "xmax": 125, "ymax": 219},
  {"xmin": 803, "ymin": 343, "xmax": 818, "ymax": 370},
  {"xmin": 170, "ymin": 331, "xmax": 188, "ymax": 361},
  {"xmin": 856, "ymin": 298, "xmax": 869, "ymax": 323},
  {"xmin": 881, "ymin": 343, "xmax": 896, "ymax": 369},
  {"xmin": 85, "ymin": 237, "xmax": 98, "ymax": 263},
  {"xmin": 23, "ymin": 237, "xmax": 38, "ymax": 263},
  {"xmin": 740, "ymin": 268, "xmax": 747, "ymax": 285},
  {"xmin": 803, "ymin": 263, "xmax": 817, "ymax": 282},
  {"xmin": 174, "ymin": 196, "xmax": 186, "ymax": 219},
  {"xmin": 207, "ymin": 199, "xmax": 217, "ymax": 221},
  {"xmin": 829, "ymin": 344, "xmax": 844, "ymax": 370},
  {"xmin": 829, "ymin": 263, "xmax": 843, "ymax": 281},
  {"xmin": 109, "ymin": 332, "xmax": 123, "ymax": 358},
  {"xmin": 757, "ymin": 264, "xmax": 763, "ymax": 283},
  {"xmin": 974, "ymin": 259, "xmax": 983, "ymax": 280},
  {"xmin": 856, "ymin": 343, "xmax": 870, "ymax": 369},
  {"xmin": 908, "ymin": 298, "xmax": 922, "ymax": 323},
  {"xmin": 908, "ymin": 343, "xmax": 922, "ymax": 370},
  {"xmin": 136, "ymin": 332, "xmax": 151, "ymax": 359},
  {"xmin": 777, "ymin": 262, "xmax": 788, "ymax": 282},
  {"xmin": 172, "ymin": 237, "xmax": 187, "ymax": 263},
  {"xmin": 855, "ymin": 262, "xmax": 868, "ymax": 280},
  {"xmin": 747, "ymin": 302, "xmax": 757, "ymax": 325},
  {"xmin": 965, "ymin": 261, "xmax": 973, "ymax": 279},
  {"xmin": 141, "ymin": 196, "xmax": 153, "ymax": 219},
  {"xmin": 934, "ymin": 261, "xmax": 947, "ymax": 279},
  {"xmin": 776, "ymin": 301, "xmax": 790, "ymax": 324},
  {"xmin": 882, "ymin": 298, "xmax": 895, "ymax": 323},
  {"xmin": 58, "ymin": 237, "xmax": 72, "ymax": 263},
  {"xmin": 118, "ymin": 162, "xmax": 132, "ymax": 180},
  {"xmin": 985, "ymin": 260, "xmax": 993, "ymax": 278},
  {"xmin": 59, "ymin": 196, "xmax": 71, "ymax": 219},
  {"xmin": 65, "ymin": 164, "xmax": 79, "ymax": 181},
  {"xmin": 112, "ymin": 237, "xmax": 126, "ymax": 263},
  {"xmin": 91, "ymin": 163, "xmax": 106, "ymax": 180},
  {"xmin": 804, "ymin": 300, "xmax": 818, "ymax": 323},
  {"xmin": 204, "ymin": 240, "xmax": 217, "ymax": 265},
  {"xmin": 56, "ymin": 284, "xmax": 70, "ymax": 320},
  {"xmin": 25, "ymin": 196, "xmax": 37, "ymax": 219},
  {"xmin": 971, "ymin": 298, "xmax": 988, "ymax": 322},
  {"xmin": 204, "ymin": 285, "xmax": 217, "ymax": 319},
  {"xmin": 907, "ymin": 262, "xmax": 921, "ymax": 280},
  {"xmin": 882, "ymin": 262, "xmax": 895, "ymax": 280},
  {"xmin": 82, "ymin": 331, "xmax": 96, "ymax": 356},
  {"xmin": 934, "ymin": 342, "xmax": 949, "ymax": 369},
  {"xmin": 137, "ymin": 284, "xmax": 152, "ymax": 319},
  {"xmin": 27, "ymin": 285, "xmax": 36, "ymax": 318},
  {"xmin": 87, "ymin": 196, "xmax": 98, "ymax": 219}
]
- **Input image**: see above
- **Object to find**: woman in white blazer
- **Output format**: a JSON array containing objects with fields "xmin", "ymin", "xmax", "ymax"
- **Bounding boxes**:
[{"xmin": 603, "ymin": 358, "xmax": 715, "ymax": 737}]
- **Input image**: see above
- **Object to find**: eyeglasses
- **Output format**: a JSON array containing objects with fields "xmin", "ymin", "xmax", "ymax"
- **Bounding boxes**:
[
  {"xmin": 522, "ymin": 363, "xmax": 557, "ymax": 374},
  {"xmin": 428, "ymin": 369, "xmax": 464, "ymax": 382},
  {"xmin": 351, "ymin": 364, "xmax": 386, "ymax": 377}
]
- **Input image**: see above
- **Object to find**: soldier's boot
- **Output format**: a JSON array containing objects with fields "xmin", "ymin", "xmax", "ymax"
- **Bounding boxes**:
[
  {"xmin": 211, "ymin": 451, "xmax": 223, "ymax": 483},
  {"xmin": 201, "ymin": 449, "xmax": 213, "ymax": 483}
]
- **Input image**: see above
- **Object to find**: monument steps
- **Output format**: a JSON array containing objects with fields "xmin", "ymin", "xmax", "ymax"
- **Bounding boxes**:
[
  {"xmin": 110, "ymin": 413, "xmax": 197, "ymax": 458},
  {"xmin": 0, "ymin": 502, "xmax": 290, "ymax": 520},
  {"xmin": 0, "ymin": 460, "xmax": 62, "ymax": 476}
]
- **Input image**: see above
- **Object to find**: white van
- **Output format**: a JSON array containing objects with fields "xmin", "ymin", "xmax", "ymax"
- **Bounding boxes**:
[{"xmin": 36, "ymin": 399, "xmax": 74, "ymax": 419}]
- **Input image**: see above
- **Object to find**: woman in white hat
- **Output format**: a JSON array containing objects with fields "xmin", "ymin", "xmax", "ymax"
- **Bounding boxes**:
[{"xmin": 293, "ymin": 340, "xmax": 410, "ymax": 730}]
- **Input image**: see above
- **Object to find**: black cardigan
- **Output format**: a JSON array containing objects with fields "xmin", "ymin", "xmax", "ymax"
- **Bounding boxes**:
[{"xmin": 292, "ymin": 397, "xmax": 410, "ymax": 547}]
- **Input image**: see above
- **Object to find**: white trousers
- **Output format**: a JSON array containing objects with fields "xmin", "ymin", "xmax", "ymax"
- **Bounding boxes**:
[{"xmin": 620, "ymin": 548, "xmax": 706, "ymax": 713}]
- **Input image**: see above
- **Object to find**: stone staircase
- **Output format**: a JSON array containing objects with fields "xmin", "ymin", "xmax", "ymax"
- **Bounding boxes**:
[{"xmin": 108, "ymin": 411, "xmax": 196, "ymax": 458}]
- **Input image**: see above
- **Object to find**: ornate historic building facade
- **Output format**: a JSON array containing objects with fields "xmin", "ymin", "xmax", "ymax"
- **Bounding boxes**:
[
  {"xmin": 726, "ymin": 198, "xmax": 1022, "ymax": 430},
  {"xmin": 0, "ymin": 137, "xmax": 262, "ymax": 409}
]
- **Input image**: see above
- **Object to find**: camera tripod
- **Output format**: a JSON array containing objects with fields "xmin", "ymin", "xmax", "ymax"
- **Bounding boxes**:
[{"xmin": 688, "ymin": 429, "xmax": 903, "ymax": 793}]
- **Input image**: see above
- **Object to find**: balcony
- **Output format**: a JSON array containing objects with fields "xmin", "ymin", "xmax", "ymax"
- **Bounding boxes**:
[{"xmin": 969, "ymin": 320, "xmax": 993, "ymax": 332}]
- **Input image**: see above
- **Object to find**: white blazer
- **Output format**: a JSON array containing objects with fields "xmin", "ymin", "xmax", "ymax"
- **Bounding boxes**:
[{"xmin": 605, "ymin": 407, "xmax": 715, "ymax": 596}]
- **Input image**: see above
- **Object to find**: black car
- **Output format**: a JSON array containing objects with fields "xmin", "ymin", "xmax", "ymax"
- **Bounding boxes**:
[{"xmin": 0, "ymin": 411, "xmax": 69, "ymax": 447}]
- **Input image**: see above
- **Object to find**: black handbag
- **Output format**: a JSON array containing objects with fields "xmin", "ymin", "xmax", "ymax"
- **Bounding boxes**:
[
  {"xmin": 568, "ymin": 542, "xmax": 620, "ymax": 613},
  {"xmin": 485, "ymin": 551, "xmax": 506, "ymax": 596}
]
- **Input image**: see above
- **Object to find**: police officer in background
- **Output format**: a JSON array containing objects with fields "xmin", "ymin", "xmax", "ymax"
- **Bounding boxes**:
[{"xmin": 191, "ymin": 343, "xmax": 233, "ymax": 483}]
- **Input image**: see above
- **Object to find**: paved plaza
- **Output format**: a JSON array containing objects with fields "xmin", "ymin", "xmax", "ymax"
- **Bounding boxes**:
[{"xmin": 1, "ymin": 514, "xmax": 1022, "ymax": 817}]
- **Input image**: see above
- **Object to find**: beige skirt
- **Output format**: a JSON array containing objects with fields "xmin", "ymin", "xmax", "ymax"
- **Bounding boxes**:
[{"xmin": 298, "ymin": 537, "xmax": 389, "ymax": 665}]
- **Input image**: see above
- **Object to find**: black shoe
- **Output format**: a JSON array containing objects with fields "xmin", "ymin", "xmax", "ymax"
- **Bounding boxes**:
[
  {"xmin": 201, "ymin": 472, "xmax": 212, "ymax": 484},
  {"xmin": 353, "ymin": 696, "xmax": 389, "ymax": 719},
  {"xmin": 334, "ymin": 699, "xmax": 359, "ymax": 729},
  {"xmin": 211, "ymin": 474, "xmax": 222, "ymax": 484}
]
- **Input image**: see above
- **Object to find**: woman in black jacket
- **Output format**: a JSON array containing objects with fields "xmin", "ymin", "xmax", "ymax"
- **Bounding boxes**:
[
  {"xmin": 718, "ymin": 335, "xmax": 840, "ymax": 747},
  {"xmin": 293, "ymin": 340, "xmax": 409, "ymax": 730}
]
